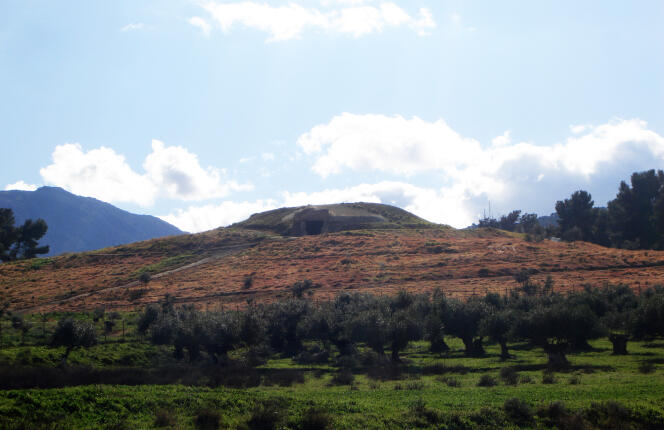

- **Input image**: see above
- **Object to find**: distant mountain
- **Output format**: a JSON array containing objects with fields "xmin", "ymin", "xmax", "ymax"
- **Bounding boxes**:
[
  {"xmin": 0, "ymin": 187, "xmax": 183, "ymax": 256},
  {"xmin": 537, "ymin": 213, "xmax": 559, "ymax": 228}
]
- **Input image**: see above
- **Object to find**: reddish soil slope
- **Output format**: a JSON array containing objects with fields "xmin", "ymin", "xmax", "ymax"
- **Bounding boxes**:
[{"xmin": 2, "ymin": 226, "xmax": 664, "ymax": 313}]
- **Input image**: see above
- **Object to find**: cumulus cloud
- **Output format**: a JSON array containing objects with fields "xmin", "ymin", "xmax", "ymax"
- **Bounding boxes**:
[
  {"xmin": 491, "ymin": 131, "xmax": 511, "ymax": 147},
  {"xmin": 40, "ymin": 144, "xmax": 156, "ymax": 205},
  {"xmin": 4, "ymin": 181, "xmax": 38, "ymax": 191},
  {"xmin": 298, "ymin": 115, "xmax": 664, "ymax": 226},
  {"xmin": 298, "ymin": 113, "xmax": 481, "ymax": 176},
  {"xmin": 188, "ymin": 16, "xmax": 211, "ymax": 36},
  {"xmin": 200, "ymin": 1, "xmax": 435, "ymax": 41},
  {"xmin": 159, "ymin": 199, "xmax": 279, "ymax": 232},
  {"xmin": 144, "ymin": 140, "xmax": 251, "ymax": 201},
  {"xmin": 38, "ymin": 141, "xmax": 250, "ymax": 206}
]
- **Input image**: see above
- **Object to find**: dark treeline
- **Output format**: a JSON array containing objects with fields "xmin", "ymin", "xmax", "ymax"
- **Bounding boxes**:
[
  {"xmin": 134, "ymin": 277, "xmax": 664, "ymax": 369},
  {"xmin": 0, "ymin": 208, "xmax": 49, "ymax": 261},
  {"xmin": 479, "ymin": 169, "xmax": 664, "ymax": 249}
]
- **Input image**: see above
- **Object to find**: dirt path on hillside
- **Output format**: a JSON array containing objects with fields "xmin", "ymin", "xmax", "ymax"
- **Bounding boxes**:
[{"xmin": 17, "ymin": 243, "xmax": 257, "ymax": 313}]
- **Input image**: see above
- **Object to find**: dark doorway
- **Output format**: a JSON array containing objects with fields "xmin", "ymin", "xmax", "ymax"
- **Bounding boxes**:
[{"xmin": 305, "ymin": 220, "xmax": 324, "ymax": 235}]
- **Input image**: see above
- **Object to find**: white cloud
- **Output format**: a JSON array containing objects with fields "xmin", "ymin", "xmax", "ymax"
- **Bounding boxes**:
[
  {"xmin": 200, "ymin": 1, "xmax": 435, "ymax": 41},
  {"xmin": 570, "ymin": 124, "xmax": 590, "ymax": 134},
  {"xmin": 4, "ymin": 181, "xmax": 38, "ymax": 191},
  {"xmin": 298, "ymin": 115, "xmax": 664, "ymax": 226},
  {"xmin": 160, "ymin": 199, "xmax": 279, "ymax": 232},
  {"xmin": 39, "ymin": 141, "xmax": 251, "ymax": 206},
  {"xmin": 121, "ymin": 23, "xmax": 145, "ymax": 32},
  {"xmin": 188, "ymin": 16, "xmax": 211, "ymax": 36},
  {"xmin": 491, "ymin": 130, "xmax": 511, "ymax": 147},
  {"xmin": 298, "ymin": 113, "xmax": 481, "ymax": 176},
  {"xmin": 40, "ymin": 144, "xmax": 156, "ymax": 205},
  {"xmin": 144, "ymin": 140, "xmax": 252, "ymax": 201}
]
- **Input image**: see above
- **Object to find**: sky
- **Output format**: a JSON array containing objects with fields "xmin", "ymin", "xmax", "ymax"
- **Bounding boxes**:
[{"xmin": 1, "ymin": 0, "xmax": 663, "ymax": 233}]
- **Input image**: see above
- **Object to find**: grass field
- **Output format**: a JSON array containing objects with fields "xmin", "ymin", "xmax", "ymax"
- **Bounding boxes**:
[{"xmin": 0, "ymin": 316, "xmax": 663, "ymax": 429}]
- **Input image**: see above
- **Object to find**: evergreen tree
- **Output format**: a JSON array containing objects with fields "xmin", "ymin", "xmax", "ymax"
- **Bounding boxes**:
[
  {"xmin": 0, "ymin": 208, "xmax": 49, "ymax": 261},
  {"xmin": 607, "ymin": 170, "xmax": 664, "ymax": 249},
  {"xmin": 555, "ymin": 190, "xmax": 596, "ymax": 242}
]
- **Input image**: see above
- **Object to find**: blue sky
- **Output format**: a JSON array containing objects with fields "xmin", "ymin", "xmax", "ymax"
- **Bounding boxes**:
[{"xmin": 2, "ymin": 0, "xmax": 663, "ymax": 232}]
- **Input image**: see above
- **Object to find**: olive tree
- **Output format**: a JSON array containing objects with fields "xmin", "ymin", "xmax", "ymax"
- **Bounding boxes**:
[{"xmin": 51, "ymin": 317, "xmax": 97, "ymax": 365}]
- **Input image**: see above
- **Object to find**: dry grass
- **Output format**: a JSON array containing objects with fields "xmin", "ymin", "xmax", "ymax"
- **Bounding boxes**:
[{"xmin": 3, "ymin": 227, "xmax": 664, "ymax": 312}]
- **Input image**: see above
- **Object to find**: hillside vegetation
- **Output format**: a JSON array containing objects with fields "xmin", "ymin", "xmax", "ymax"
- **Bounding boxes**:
[{"xmin": 1, "ymin": 203, "xmax": 664, "ymax": 313}]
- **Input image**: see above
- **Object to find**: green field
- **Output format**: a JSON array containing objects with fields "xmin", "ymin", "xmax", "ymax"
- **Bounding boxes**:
[{"xmin": 0, "ymin": 313, "xmax": 663, "ymax": 430}]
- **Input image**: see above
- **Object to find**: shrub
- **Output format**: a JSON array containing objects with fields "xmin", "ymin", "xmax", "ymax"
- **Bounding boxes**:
[
  {"xmin": 477, "ymin": 374, "xmax": 497, "ymax": 387},
  {"xmin": 139, "ymin": 272, "xmax": 151, "ymax": 285},
  {"xmin": 194, "ymin": 409, "xmax": 220, "ymax": 430},
  {"xmin": 569, "ymin": 374, "xmax": 581, "ymax": 385},
  {"xmin": 154, "ymin": 409, "xmax": 177, "ymax": 427},
  {"xmin": 330, "ymin": 370, "xmax": 355, "ymax": 386},
  {"xmin": 439, "ymin": 376, "xmax": 461, "ymax": 387},
  {"xmin": 93, "ymin": 306, "xmax": 105, "ymax": 322},
  {"xmin": 104, "ymin": 320, "xmax": 116, "ymax": 334},
  {"xmin": 503, "ymin": 398, "xmax": 533, "ymax": 425},
  {"xmin": 246, "ymin": 399, "xmax": 287, "ymax": 430},
  {"xmin": 244, "ymin": 344, "xmax": 271, "ymax": 367},
  {"xmin": 299, "ymin": 407, "xmax": 333, "ymax": 430},
  {"xmin": 499, "ymin": 367, "xmax": 519, "ymax": 386},
  {"xmin": 469, "ymin": 407, "xmax": 506, "ymax": 427},
  {"xmin": 335, "ymin": 354, "xmax": 359, "ymax": 370},
  {"xmin": 542, "ymin": 371, "xmax": 556, "ymax": 384},
  {"xmin": 537, "ymin": 402, "xmax": 570, "ymax": 427},
  {"xmin": 584, "ymin": 401, "xmax": 633, "ymax": 429},
  {"xmin": 409, "ymin": 398, "xmax": 442, "ymax": 425},
  {"xmin": 638, "ymin": 362, "xmax": 655, "ymax": 374},
  {"xmin": 405, "ymin": 381, "xmax": 425, "ymax": 390},
  {"xmin": 128, "ymin": 288, "xmax": 149, "ymax": 302},
  {"xmin": 519, "ymin": 374, "xmax": 533, "ymax": 384}
]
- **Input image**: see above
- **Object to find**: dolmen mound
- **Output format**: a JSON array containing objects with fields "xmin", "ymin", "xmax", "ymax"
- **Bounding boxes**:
[{"xmin": 232, "ymin": 202, "xmax": 435, "ymax": 236}]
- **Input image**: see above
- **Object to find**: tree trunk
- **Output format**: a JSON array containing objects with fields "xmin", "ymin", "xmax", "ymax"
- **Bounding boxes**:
[
  {"xmin": 391, "ymin": 347, "xmax": 401, "ymax": 363},
  {"xmin": 430, "ymin": 336, "xmax": 449, "ymax": 353},
  {"xmin": 462, "ymin": 337, "xmax": 473, "ymax": 355},
  {"xmin": 608, "ymin": 334, "xmax": 628, "ymax": 355},
  {"xmin": 463, "ymin": 337, "xmax": 485, "ymax": 357},
  {"xmin": 544, "ymin": 342, "xmax": 569, "ymax": 369},
  {"xmin": 472, "ymin": 337, "xmax": 485, "ymax": 357},
  {"xmin": 499, "ymin": 340, "xmax": 511, "ymax": 360}
]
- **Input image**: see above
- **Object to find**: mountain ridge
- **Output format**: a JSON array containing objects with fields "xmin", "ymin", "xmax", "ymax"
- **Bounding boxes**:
[{"xmin": 0, "ymin": 186, "xmax": 183, "ymax": 256}]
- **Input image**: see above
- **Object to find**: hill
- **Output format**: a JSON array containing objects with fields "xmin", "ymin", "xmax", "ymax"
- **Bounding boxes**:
[
  {"xmin": 0, "ymin": 187, "xmax": 183, "ymax": 256},
  {"xmin": 2, "ymin": 203, "xmax": 664, "ymax": 313},
  {"xmin": 232, "ymin": 202, "xmax": 434, "ymax": 235}
]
